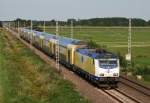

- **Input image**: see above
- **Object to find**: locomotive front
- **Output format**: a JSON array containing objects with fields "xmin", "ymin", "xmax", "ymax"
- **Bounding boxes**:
[{"xmin": 94, "ymin": 52, "xmax": 120, "ymax": 87}]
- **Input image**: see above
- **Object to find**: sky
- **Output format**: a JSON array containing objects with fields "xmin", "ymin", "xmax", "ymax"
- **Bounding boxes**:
[{"xmin": 0, "ymin": 0, "xmax": 150, "ymax": 21}]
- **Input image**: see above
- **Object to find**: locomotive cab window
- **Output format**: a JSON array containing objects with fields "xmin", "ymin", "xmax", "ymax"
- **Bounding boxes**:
[{"xmin": 99, "ymin": 60, "xmax": 117, "ymax": 68}]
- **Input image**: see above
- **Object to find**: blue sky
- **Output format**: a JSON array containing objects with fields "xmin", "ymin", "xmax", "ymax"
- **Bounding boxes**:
[{"xmin": 0, "ymin": 0, "xmax": 149, "ymax": 21}]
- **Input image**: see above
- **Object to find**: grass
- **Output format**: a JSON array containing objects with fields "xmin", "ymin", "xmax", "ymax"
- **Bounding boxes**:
[
  {"xmin": 44, "ymin": 27, "xmax": 150, "ymax": 43},
  {"xmin": 43, "ymin": 26, "xmax": 150, "ymax": 83},
  {"xmin": 0, "ymin": 28, "xmax": 89, "ymax": 103},
  {"xmin": 143, "ymin": 75, "xmax": 150, "ymax": 84},
  {"xmin": 108, "ymin": 47, "xmax": 150, "ymax": 66}
]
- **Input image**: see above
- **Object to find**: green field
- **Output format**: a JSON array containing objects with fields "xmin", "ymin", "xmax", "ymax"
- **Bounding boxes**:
[
  {"xmin": 44, "ymin": 27, "xmax": 150, "ymax": 42},
  {"xmin": 0, "ymin": 28, "xmax": 89, "ymax": 103},
  {"xmin": 44, "ymin": 27, "xmax": 150, "ymax": 66}
]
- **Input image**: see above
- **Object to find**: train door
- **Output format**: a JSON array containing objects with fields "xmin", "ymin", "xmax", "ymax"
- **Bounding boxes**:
[
  {"xmin": 49, "ymin": 42, "xmax": 52, "ymax": 54},
  {"xmin": 68, "ymin": 49, "xmax": 71, "ymax": 64},
  {"xmin": 53, "ymin": 44, "xmax": 56, "ymax": 55},
  {"xmin": 40, "ymin": 39, "xmax": 43, "ymax": 48}
]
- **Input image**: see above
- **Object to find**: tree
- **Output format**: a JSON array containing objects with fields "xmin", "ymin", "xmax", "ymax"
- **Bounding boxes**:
[
  {"xmin": 148, "ymin": 20, "xmax": 150, "ymax": 26},
  {"xmin": 117, "ymin": 52, "xmax": 127, "ymax": 68},
  {"xmin": 75, "ymin": 17, "xmax": 148, "ymax": 26},
  {"xmin": 32, "ymin": 25, "xmax": 43, "ymax": 32},
  {"xmin": 0, "ymin": 21, "xmax": 2, "ymax": 27},
  {"xmin": 131, "ymin": 18, "xmax": 147, "ymax": 26},
  {"xmin": 87, "ymin": 40, "xmax": 99, "ymax": 48},
  {"xmin": 50, "ymin": 19, "xmax": 56, "ymax": 26}
]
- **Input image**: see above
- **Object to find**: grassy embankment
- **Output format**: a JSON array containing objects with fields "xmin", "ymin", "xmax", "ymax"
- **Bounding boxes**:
[{"xmin": 0, "ymin": 28, "xmax": 89, "ymax": 103}]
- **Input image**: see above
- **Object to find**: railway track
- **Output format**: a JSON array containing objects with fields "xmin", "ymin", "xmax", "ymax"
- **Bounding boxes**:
[
  {"xmin": 6, "ymin": 27, "xmax": 150, "ymax": 103},
  {"xmin": 120, "ymin": 76, "xmax": 150, "ymax": 96},
  {"xmin": 100, "ymin": 88, "xmax": 142, "ymax": 103}
]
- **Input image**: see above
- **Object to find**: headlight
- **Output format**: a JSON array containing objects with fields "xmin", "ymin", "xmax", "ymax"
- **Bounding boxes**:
[
  {"xmin": 113, "ymin": 73, "xmax": 118, "ymax": 76},
  {"xmin": 100, "ymin": 73, "xmax": 104, "ymax": 76}
]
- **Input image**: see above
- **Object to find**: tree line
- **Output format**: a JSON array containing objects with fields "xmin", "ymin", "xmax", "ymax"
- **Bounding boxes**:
[
  {"xmin": 2, "ymin": 17, "xmax": 150, "ymax": 27},
  {"xmin": 77, "ymin": 18, "xmax": 149, "ymax": 26},
  {"xmin": 70, "ymin": 18, "xmax": 150, "ymax": 26},
  {"xmin": 0, "ymin": 21, "xmax": 3, "ymax": 27}
]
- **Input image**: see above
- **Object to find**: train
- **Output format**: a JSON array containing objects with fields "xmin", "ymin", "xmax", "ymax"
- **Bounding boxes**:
[{"xmin": 19, "ymin": 28, "xmax": 120, "ymax": 88}]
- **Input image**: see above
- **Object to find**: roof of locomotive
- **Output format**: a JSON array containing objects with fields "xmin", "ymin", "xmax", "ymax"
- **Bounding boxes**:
[{"xmin": 76, "ymin": 48, "xmax": 118, "ymax": 59}]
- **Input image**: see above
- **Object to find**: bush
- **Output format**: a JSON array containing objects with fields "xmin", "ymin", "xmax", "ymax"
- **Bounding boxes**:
[
  {"xmin": 117, "ymin": 52, "xmax": 127, "ymax": 68},
  {"xmin": 87, "ymin": 40, "xmax": 99, "ymax": 48},
  {"xmin": 133, "ymin": 65, "xmax": 150, "ymax": 75},
  {"xmin": 33, "ymin": 26, "xmax": 43, "ymax": 32},
  {"xmin": 142, "ymin": 66, "xmax": 150, "ymax": 75},
  {"xmin": 133, "ymin": 65, "xmax": 143, "ymax": 75},
  {"xmin": 87, "ymin": 40, "xmax": 107, "ymax": 49}
]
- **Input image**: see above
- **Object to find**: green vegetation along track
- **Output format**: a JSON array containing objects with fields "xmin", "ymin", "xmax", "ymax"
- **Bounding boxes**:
[{"xmin": 0, "ymin": 28, "xmax": 89, "ymax": 103}]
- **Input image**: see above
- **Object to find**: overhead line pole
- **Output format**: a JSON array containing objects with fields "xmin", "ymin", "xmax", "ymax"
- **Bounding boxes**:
[
  {"xmin": 24, "ymin": 21, "xmax": 25, "ymax": 28},
  {"xmin": 9, "ymin": 22, "xmax": 10, "ymax": 29},
  {"xmin": 55, "ymin": 21, "xmax": 60, "ymax": 72},
  {"xmin": 128, "ymin": 18, "xmax": 132, "ymax": 64},
  {"xmin": 71, "ymin": 20, "xmax": 73, "ymax": 39},
  {"xmin": 30, "ymin": 20, "xmax": 33, "ymax": 49},
  {"xmin": 18, "ymin": 21, "xmax": 20, "ymax": 37},
  {"xmin": 44, "ymin": 21, "xmax": 45, "ymax": 32}
]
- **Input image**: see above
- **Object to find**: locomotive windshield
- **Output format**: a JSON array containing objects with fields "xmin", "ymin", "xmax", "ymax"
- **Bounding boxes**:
[{"xmin": 99, "ymin": 60, "xmax": 118, "ymax": 69}]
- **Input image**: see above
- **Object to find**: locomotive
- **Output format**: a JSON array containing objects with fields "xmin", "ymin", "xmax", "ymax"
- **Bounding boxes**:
[{"xmin": 20, "ymin": 28, "xmax": 120, "ymax": 88}]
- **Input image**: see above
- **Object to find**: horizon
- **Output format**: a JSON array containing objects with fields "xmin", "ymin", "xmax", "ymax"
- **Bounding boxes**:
[{"xmin": 2, "ymin": 17, "xmax": 150, "ymax": 22}]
